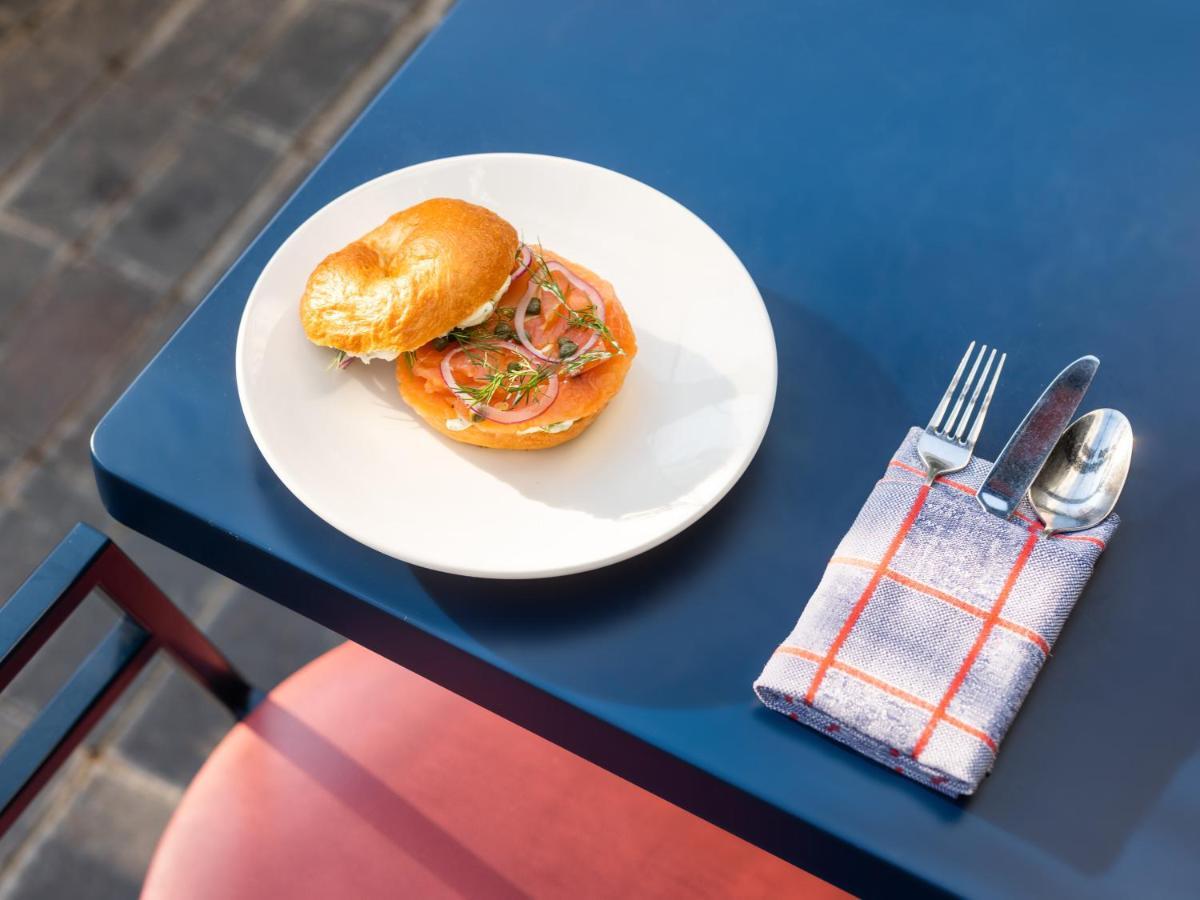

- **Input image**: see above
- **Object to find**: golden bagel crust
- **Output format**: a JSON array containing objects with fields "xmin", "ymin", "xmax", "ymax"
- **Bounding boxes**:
[
  {"xmin": 300, "ymin": 198, "xmax": 519, "ymax": 355},
  {"xmin": 396, "ymin": 250, "xmax": 636, "ymax": 450}
]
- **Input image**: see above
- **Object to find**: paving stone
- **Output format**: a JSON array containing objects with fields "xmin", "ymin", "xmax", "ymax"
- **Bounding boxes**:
[
  {"xmin": 130, "ymin": 0, "xmax": 281, "ymax": 107},
  {"xmin": 0, "ymin": 0, "xmax": 48, "ymax": 23},
  {"xmin": 0, "ymin": 430, "xmax": 21, "ymax": 474},
  {"xmin": 114, "ymin": 666, "xmax": 231, "ymax": 787},
  {"xmin": 0, "ymin": 231, "xmax": 54, "ymax": 324},
  {"xmin": 0, "ymin": 427, "xmax": 20, "ymax": 467},
  {"xmin": 21, "ymin": 440, "xmax": 98, "ymax": 507},
  {"xmin": 0, "ymin": 489, "xmax": 106, "ymax": 604},
  {"xmin": 0, "ymin": 259, "xmax": 155, "ymax": 449},
  {"xmin": 0, "ymin": 0, "xmax": 195, "ymax": 177},
  {"xmin": 0, "ymin": 37, "xmax": 97, "ymax": 174},
  {"xmin": 10, "ymin": 82, "xmax": 180, "ymax": 238},
  {"xmin": 49, "ymin": 0, "xmax": 177, "ymax": 65},
  {"xmin": 225, "ymin": 0, "xmax": 396, "ymax": 137},
  {"xmin": 18, "ymin": 446, "xmax": 108, "ymax": 523},
  {"xmin": 99, "ymin": 121, "xmax": 275, "ymax": 283},
  {"xmin": 209, "ymin": 585, "xmax": 342, "ymax": 689},
  {"xmin": 0, "ymin": 753, "xmax": 87, "ymax": 881},
  {"xmin": 7, "ymin": 440, "xmax": 218, "ymax": 617},
  {"xmin": 8, "ymin": 838, "xmax": 140, "ymax": 900},
  {"xmin": 54, "ymin": 765, "xmax": 177, "ymax": 881},
  {"xmin": 0, "ymin": 505, "xmax": 56, "ymax": 604},
  {"xmin": 53, "ymin": 290, "xmax": 197, "ymax": 463}
]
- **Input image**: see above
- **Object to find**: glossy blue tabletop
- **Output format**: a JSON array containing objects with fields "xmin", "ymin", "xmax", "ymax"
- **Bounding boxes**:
[{"xmin": 92, "ymin": 2, "xmax": 1200, "ymax": 896}]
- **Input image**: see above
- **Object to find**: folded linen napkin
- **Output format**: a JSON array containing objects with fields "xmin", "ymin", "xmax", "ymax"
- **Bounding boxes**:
[{"xmin": 754, "ymin": 427, "xmax": 1118, "ymax": 797}]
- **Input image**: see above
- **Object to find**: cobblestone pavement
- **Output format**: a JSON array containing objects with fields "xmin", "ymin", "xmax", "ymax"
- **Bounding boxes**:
[{"xmin": 0, "ymin": 0, "xmax": 451, "ymax": 895}]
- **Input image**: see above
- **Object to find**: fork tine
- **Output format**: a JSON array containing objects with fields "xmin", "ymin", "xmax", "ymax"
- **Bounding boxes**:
[
  {"xmin": 954, "ymin": 347, "xmax": 996, "ymax": 440},
  {"xmin": 927, "ymin": 341, "xmax": 975, "ymax": 430},
  {"xmin": 943, "ymin": 343, "xmax": 986, "ymax": 435},
  {"xmin": 966, "ymin": 351, "xmax": 1005, "ymax": 448}
]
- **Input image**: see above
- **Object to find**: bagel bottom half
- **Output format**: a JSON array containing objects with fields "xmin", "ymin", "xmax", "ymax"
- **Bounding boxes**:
[{"xmin": 395, "ymin": 252, "xmax": 636, "ymax": 450}]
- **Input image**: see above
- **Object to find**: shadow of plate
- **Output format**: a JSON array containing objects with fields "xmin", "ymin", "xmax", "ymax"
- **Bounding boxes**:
[
  {"xmin": 347, "ymin": 330, "xmax": 742, "ymax": 521},
  {"xmin": 412, "ymin": 291, "xmax": 909, "ymax": 708}
]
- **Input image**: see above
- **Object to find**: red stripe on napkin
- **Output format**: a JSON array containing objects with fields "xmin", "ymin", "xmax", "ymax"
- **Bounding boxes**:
[
  {"xmin": 805, "ymin": 484, "xmax": 930, "ymax": 704},
  {"xmin": 886, "ymin": 460, "xmax": 1106, "ymax": 549},
  {"xmin": 911, "ymin": 526, "xmax": 1040, "ymax": 760},
  {"xmin": 828, "ymin": 557, "xmax": 1051, "ymax": 655},
  {"xmin": 778, "ymin": 646, "xmax": 996, "ymax": 750}
]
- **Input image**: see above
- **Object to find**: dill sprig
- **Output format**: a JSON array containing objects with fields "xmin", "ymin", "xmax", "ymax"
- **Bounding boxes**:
[
  {"xmin": 528, "ymin": 247, "xmax": 625, "ymax": 356},
  {"xmin": 564, "ymin": 304, "xmax": 623, "ymax": 355},
  {"xmin": 449, "ymin": 346, "xmax": 556, "ymax": 411},
  {"xmin": 452, "ymin": 367, "xmax": 506, "ymax": 408},
  {"xmin": 450, "ymin": 328, "xmax": 503, "ymax": 366},
  {"xmin": 501, "ymin": 355, "xmax": 557, "ymax": 408},
  {"xmin": 562, "ymin": 349, "xmax": 612, "ymax": 376},
  {"xmin": 529, "ymin": 246, "xmax": 569, "ymax": 306}
]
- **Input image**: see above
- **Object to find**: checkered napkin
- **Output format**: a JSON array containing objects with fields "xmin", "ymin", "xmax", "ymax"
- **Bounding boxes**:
[{"xmin": 754, "ymin": 427, "xmax": 1118, "ymax": 797}]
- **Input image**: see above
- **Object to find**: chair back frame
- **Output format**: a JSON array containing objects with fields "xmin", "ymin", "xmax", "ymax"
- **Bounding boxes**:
[{"xmin": 0, "ymin": 524, "xmax": 259, "ymax": 835}]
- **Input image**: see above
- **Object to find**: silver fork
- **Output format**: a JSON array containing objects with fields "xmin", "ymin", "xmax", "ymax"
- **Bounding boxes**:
[{"xmin": 916, "ymin": 341, "xmax": 1006, "ymax": 485}]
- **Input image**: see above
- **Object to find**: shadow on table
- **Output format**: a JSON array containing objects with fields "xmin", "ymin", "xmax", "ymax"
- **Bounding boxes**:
[
  {"xmin": 413, "ymin": 287, "xmax": 1200, "ymax": 878},
  {"xmin": 967, "ymin": 470, "xmax": 1200, "ymax": 875},
  {"xmin": 416, "ymin": 290, "xmax": 909, "ymax": 710},
  {"xmin": 748, "ymin": 704, "xmax": 968, "ymax": 824}
]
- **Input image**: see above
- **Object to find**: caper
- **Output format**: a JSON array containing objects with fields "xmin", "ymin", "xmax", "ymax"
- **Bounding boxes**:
[
  {"xmin": 507, "ymin": 361, "xmax": 522, "ymax": 373},
  {"xmin": 557, "ymin": 337, "xmax": 578, "ymax": 358},
  {"xmin": 494, "ymin": 322, "xmax": 515, "ymax": 339},
  {"xmin": 526, "ymin": 296, "xmax": 541, "ymax": 316},
  {"xmin": 432, "ymin": 335, "xmax": 450, "ymax": 351},
  {"xmin": 471, "ymin": 412, "xmax": 484, "ymax": 422}
]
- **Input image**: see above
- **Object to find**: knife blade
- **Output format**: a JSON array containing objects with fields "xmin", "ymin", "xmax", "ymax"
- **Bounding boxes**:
[{"xmin": 976, "ymin": 355, "xmax": 1099, "ymax": 520}]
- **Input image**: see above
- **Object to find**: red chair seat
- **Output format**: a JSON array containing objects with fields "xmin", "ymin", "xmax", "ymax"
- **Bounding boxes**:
[{"xmin": 142, "ymin": 643, "xmax": 842, "ymax": 899}]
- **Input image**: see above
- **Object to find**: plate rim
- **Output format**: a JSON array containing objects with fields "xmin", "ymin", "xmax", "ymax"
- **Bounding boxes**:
[{"xmin": 235, "ymin": 152, "xmax": 777, "ymax": 578}]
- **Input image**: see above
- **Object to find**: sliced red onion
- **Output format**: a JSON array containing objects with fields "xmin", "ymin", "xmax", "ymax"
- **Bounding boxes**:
[
  {"xmin": 439, "ymin": 340, "xmax": 558, "ymax": 424},
  {"xmin": 514, "ymin": 260, "xmax": 605, "ymax": 363},
  {"xmin": 514, "ymin": 281, "xmax": 553, "ymax": 361},
  {"xmin": 510, "ymin": 244, "xmax": 532, "ymax": 281},
  {"xmin": 547, "ymin": 261, "xmax": 606, "ymax": 322}
]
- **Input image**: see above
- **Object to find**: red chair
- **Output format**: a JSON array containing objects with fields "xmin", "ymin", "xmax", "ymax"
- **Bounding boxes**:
[{"xmin": 1, "ymin": 526, "xmax": 842, "ymax": 898}]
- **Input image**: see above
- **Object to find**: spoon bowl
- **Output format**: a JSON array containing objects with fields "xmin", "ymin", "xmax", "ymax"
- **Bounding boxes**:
[{"xmin": 1028, "ymin": 408, "xmax": 1132, "ymax": 535}]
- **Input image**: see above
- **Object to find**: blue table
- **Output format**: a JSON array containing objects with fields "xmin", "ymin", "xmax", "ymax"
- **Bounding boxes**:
[{"xmin": 92, "ymin": 2, "xmax": 1200, "ymax": 896}]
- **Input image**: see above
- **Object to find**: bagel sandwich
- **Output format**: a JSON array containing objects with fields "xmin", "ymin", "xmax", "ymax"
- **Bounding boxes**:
[{"xmin": 299, "ymin": 198, "xmax": 636, "ymax": 450}]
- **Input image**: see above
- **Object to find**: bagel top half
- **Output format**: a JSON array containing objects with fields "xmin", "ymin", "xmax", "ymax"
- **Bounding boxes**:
[{"xmin": 300, "ymin": 198, "xmax": 519, "ymax": 358}]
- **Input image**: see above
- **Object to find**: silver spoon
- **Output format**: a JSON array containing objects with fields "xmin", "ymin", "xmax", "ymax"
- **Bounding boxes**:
[{"xmin": 1028, "ymin": 408, "xmax": 1132, "ymax": 536}]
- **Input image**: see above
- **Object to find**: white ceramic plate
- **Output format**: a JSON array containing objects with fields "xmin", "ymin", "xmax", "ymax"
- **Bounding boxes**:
[{"xmin": 236, "ymin": 154, "xmax": 776, "ymax": 578}]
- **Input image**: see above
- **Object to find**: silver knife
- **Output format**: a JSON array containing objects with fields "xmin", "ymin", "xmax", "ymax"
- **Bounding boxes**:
[{"xmin": 976, "ymin": 356, "xmax": 1100, "ymax": 520}]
